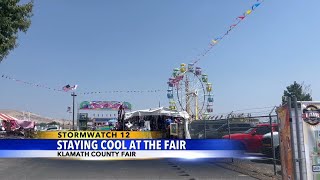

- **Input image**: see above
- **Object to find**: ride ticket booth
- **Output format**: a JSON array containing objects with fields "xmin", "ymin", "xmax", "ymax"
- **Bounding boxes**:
[
  {"xmin": 170, "ymin": 123, "xmax": 179, "ymax": 138},
  {"xmin": 78, "ymin": 113, "xmax": 89, "ymax": 130},
  {"xmin": 170, "ymin": 121, "xmax": 185, "ymax": 139}
]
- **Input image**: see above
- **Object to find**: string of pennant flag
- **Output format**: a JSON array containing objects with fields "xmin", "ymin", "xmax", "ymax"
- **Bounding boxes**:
[
  {"xmin": 0, "ymin": 1, "xmax": 266, "ymax": 96},
  {"xmin": 78, "ymin": 90, "xmax": 164, "ymax": 95},
  {"xmin": 1, "ymin": 74, "xmax": 65, "ymax": 92},
  {"xmin": 1, "ymin": 74, "xmax": 165, "ymax": 94},
  {"xmin": 192, "ymin": 0, "xmax": 264, "ymax": 64},
  {"xmin": 78, "ymin": 1, "xmax": 265, "ymax": 94}
]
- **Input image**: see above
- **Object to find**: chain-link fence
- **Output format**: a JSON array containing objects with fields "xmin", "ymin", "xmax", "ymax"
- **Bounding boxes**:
[{"xmin": 188, "ymin": 110, "xmax": 281, "ymax": 177}]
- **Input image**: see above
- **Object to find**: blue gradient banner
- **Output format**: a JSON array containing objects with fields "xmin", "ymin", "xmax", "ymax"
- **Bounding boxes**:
[
  {"xmin": 0, "ymin": 150, "xmax": 248, "ymax": 159},
  {"xmin": 0, "ymin": 139, "xmax": 245, "ymax": 151}
]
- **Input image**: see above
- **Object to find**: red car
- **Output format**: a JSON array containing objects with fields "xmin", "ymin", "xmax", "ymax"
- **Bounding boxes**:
[{"xmin": 222, "ymin": 123, "xmax": 278, "ymax": 152}]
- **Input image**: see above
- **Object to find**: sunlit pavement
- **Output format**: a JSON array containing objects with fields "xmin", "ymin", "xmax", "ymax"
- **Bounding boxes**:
[{"xmin": 0, "ymin": 158, "xmax": 256, "ymax": 180}]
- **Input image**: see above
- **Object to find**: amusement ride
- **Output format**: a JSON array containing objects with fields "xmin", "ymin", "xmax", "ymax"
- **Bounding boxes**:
[{"xmin": 167, "ymin": 63, "xmax": 213, "ymax": 120}]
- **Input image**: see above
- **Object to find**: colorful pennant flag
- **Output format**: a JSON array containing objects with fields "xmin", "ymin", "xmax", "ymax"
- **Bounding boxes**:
[
  {"xmin": 252, "ymin": 3, "xmax": 261, "ymax": 10},
  {"xmin": 230, "ymin": 24, "xmax": 237, "ymax": 29},
  {"xmin": 237, "ymin": 16, "xmax": 245, "ymax": 20},
  {"xmin": 211, "ymin": 39, "xmax": 218, "ymax": 45}
]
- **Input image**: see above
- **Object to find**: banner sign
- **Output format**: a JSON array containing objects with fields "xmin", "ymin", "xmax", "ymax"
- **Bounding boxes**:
[
  {"xmin": 0, "ymin": 139, "xmax": 248, "ymax": 159},
  {"xmin": 79, "ymin": 101, "xmax": 132, "ymax": 111},
  {"xmin": 301, "ymin": 102, "xmax": 320, "ymax": 180}
]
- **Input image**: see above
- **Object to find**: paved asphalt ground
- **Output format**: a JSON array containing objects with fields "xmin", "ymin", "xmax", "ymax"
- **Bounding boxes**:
[{"xmin": 0, "ymin": 158, "xmax": 256, "ymax": 180}]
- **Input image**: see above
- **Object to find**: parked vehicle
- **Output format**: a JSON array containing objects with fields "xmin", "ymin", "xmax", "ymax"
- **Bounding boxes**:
[
  {"xmin": 261, "ymin": 132, "xmax": 280, "ymax": 159},
  {"xmin": 0, "ymin": 124, "xmax": 5, "ymax": 136},
  {"xmin": 222, "ymin": 123, "xmax": 278, "ymax": 152},
  {"xmin": 189, "ymin": 120, "xmax": 226, "ymax": 139},
  {"xmin": 46, "ymin": 126, "xmax": 59, "ymax": 131},
  {"xmin": 198, "ymin": 122, "xmax": 253, "ymax": 139}
]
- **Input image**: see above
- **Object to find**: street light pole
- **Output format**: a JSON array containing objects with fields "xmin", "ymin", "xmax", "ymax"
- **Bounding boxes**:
[{"xmin": 71, "ymin": 92, "xmax": 77, "ymax": 130}]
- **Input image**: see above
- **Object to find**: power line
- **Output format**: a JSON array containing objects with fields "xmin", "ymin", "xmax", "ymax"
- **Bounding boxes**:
[{"xmin": 213, "ymin": 105, "xmax": 276, "ymax": 116}]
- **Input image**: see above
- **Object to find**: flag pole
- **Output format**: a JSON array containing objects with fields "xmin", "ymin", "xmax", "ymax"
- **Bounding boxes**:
[{"xmin": 71, "ymin": 92, "xmax": 77, "ymax": 130}]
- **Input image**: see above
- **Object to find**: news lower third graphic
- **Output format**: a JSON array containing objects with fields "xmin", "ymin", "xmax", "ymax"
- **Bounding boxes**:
[{"xmin": 0, "ymin": 131, "xmax": 248, "ymax": 160}]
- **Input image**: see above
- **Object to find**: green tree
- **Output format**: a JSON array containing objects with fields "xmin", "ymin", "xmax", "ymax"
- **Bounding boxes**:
[
  {"xmin": 47, "ymin": 121, "xmax": 60, "ymax": 126},
  {"xmin": 282, "ymin": 81, "xmax": 312, "ymax": 104},
  {"xmin": 0, "ymin": 0, "xmax": 33, "ymax": 62},
  {"xmin": 38, "ymin": 122, "xmax": 47, "ymax": 127}
]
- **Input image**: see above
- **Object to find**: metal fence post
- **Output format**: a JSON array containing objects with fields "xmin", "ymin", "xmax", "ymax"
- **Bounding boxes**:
[
  {"xmin": 204, "ymin": 119, "xmax": 207, "ymax": 139},
  {"xmin": 269, "ymin": 106, "xmax": 277, "ymax": 175},
  {"xmin": 227, "ymin": 118, "xmax": 231, "ymax": 140},
  {"xmin": 227, "ymin": 111, "xmax": 233, "ymax": 140},
  {"xmin": 288, "ymin": 97, "xmax": 300, "ymax": 180},
  {"xmin": 276, "ymin": 110, "xmax": 281, "ymax": 175},
  {"xmin": 227, "ymin": 112, "xmax": 233, "ymax": 163},
  {"xmin": 293, "ymin": 97, "xmax": 307, "ymax": 180}
]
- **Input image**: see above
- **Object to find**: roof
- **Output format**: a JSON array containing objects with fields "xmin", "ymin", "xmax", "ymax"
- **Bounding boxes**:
[
  {"xmin": 125, "ymin": 107, "xmax": 190, "ymax": 120},
  {"xmin": 0, "ymin": 113, "xmax": 18, "ymax": 121},
  {"xmin": 94, "ymin": 118, "xmax": 117, "ymax": 122},
  {"xmin": 0, "ymin": 113, "xmax": 35, "ymax": 130}
]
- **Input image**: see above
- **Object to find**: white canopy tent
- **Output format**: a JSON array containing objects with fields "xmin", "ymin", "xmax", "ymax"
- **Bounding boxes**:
[
  {"xmin": 124, "ymin": 107, "xmax": 191, "ymax": 138},
  {"xmin": 124, "ymin": 107, "xmax": 190, "ymax": 120}
]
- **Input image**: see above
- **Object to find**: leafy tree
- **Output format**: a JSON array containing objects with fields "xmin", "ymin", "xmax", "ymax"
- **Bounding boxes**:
[
  {"xmin": 282, "ymin": 81, "xmax": 312, "ymax": 104},
  {"xmin": 38, "ymin": 122, "xmax": 47, "ymax": 127},
  {"xmin": 0, "ymin": 0, "xmax": 33, "ymax": 62},
  {"xmin": 47, "ymin": 121, "xmax": 60, "ymax": 126}
]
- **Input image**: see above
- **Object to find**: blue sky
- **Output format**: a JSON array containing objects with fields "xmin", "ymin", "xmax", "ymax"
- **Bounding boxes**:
[{"xmin": 0, "ymin": 0, "xmax": 319, "ymax": 119}]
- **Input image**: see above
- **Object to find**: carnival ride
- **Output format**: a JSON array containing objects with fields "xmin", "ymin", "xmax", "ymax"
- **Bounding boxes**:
[{"xmin": 167, "ymin": 63, "xmax": 213, "ymax": 120}]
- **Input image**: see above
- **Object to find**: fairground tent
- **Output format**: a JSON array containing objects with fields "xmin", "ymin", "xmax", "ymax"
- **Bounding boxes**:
[
  {"xmin": 124, "ymin": 107, "xmax": 191, "ymax": 139},
  {"xmin": 0, "ymin": 113, "xmax": 18, "ymax": 121},
  {"xmin": 124, "ymin": 107, "xmax": 190, "ymax": 120},
  {"xmin": 0, "ymin": 113, "xmax": 35, "ymax": 130}
]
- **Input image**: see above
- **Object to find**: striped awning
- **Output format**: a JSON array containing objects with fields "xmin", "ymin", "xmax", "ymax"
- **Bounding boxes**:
[{"xmin": 0, "ymin": 113, "xmax": 18, "ymax": 121}]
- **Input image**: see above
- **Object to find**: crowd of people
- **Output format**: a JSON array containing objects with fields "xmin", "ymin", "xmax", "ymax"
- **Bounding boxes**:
[{"xmin": 111, "ymin": 114, "xmax": 185, "ymax": 138}]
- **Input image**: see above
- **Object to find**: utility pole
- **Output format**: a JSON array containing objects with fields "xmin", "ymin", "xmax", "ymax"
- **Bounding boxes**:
[{"xmin": 71, "ymin": 92, "xmax": 77, "ymax": 130}]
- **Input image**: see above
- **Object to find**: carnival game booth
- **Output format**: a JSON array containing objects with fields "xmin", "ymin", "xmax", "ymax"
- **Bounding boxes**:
[
  {"xmin": 0, "ymin": 113, "xmax": 35, "ymax": 137},
  {"xmin": 124, "ymin": 107, "xmax": 190, "ymax": 139}
]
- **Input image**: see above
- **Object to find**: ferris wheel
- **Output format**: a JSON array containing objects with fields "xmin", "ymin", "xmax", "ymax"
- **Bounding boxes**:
[{"xmin": 167, "ymin": 63, "xmax": 214, "ymax": 120}]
